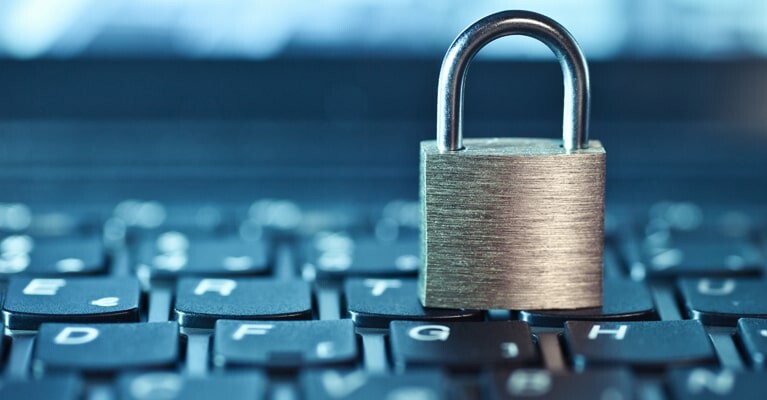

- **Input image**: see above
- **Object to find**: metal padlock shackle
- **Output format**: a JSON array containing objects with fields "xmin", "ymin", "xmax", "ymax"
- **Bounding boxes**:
[{"xmin": 437, "ymin": 10, "xmax": 590, "ymax": 152}]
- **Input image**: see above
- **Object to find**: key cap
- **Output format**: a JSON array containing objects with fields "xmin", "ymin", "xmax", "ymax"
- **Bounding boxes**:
[
  {"xmin": 520, "ymin": 279, "xmax": 656, "ymax": 327},
  {"xmin": 302, "ymin": 369, "xmax": 446, "ymax": 400},
  {"xmin": 136, "ymin": 231, "xmax": 269, "ymax": 280},
  {"xmin": 245, "ymin": 199, "xmax": 304, "ymax": 232},
  {"xmin": 306, "ymin": 234, "xmax": 420, "ymax": 278},
  {"xmin": 0, "ymin": 234, "xmax": 107, "ymax": 277},
  {"xmin": 174, "ymin": 278, "xmax": 312, "ymax": 328},
  {"xmin": 376, "ymin": 200, "xmax": 421, "ymax": 230},
  {"xmin": 736, "ymin": 318, "xmax": 767, "ymax": 368},
  {"xmin": 213, "ymin": 319, "xmax": 357, "ymax": 369},
  {"xmin": 667, "ymin": 368, "xmax": 764, "ymax": 399},
  {"xmin": 489, "ymin": 369, "xmax": 634, "ymax": 400},
  {"xmin": 34, "ymin": 322, "xmax": 178, "ymax": 373},
  {"xmin": 390, "ymin": 321, "xmax": 537, "ymax": 370},
  {"xmin": 0, "ymin": 202, "xmax": 34, "ymax": 233},
  {"xmin": 118, "ymin": 371, "xmax": 267, "ymax": 400},
  {"xmin": 643, "ymin": 202, "xmax": 754, "ymax": 242},
  {"xmin": 114, "ymin": 201, "xmax": 226, "ymax": 233},
  {"xmin": 563, "ymin": 320, "xmax": 716, "ymax": 370},
  {"xmin": 0, "ymin": 375, "xmax": 82, "ymax": 398},
  {"xmin": 345, "ymin": 278, "xmax": 482, "ymax": 328},
  {"xmin": 639, "ymin": 241, "xmax": 763, "ymax": 278},
  {"xmin": 678, "ymin": 278, "xmax": 767, "ymax": 325},
  {"xmin": 0, "ymin": 203, "xmax": 99, "ymax": 237},
  {"xmin": 631, "ymin": 203, "xmax": 764, "ymax": 279},
  {"xmin": 2, "ymin": 277, "xmax": 140, "ymax": 330}
]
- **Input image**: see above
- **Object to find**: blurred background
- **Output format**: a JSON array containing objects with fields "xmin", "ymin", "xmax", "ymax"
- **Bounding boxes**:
[
  {"xmin": 1, "ymin": 0, "xmax": 767, "ymax": 59},
  {"xmin": 0, "ymin": 0, "xmax": 766, "ymax": 206}
]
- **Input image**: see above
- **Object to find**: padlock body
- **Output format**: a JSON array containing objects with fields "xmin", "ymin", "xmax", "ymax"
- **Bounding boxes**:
[{"xmin": 419, "ymin": 138, "xmax": 605, "ymax": 310}]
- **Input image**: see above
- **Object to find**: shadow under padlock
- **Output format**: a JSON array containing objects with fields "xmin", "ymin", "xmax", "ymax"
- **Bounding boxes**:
[{"xmin": 419, "ymin": 10, "xmax": 606, "ymax": 310}]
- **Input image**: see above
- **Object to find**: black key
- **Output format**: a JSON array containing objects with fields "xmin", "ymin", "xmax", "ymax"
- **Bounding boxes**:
[
  {"xmin": 174, "ymin": 278, "xmax": 312, "ymax": 328},
  {"xmin": 2, "ymin": 277, "xmax": 140, "ymax": 330},
  {"xmin": 0, "ymin": 375, "xmax": 82, "ymax": 398},
  {"xmin": 489, "ymin": 369, "xmax": 634, "ymax": 400},
  {"xmin": 563, "ymin": 320, "xmax": 716, "ymax": 370},
  {"xmin": 736, "ymin": 318, "xmax": 767, "ymax": 368},
  {"xmin": 0, "ymin": 234, "xmax": 107, "ymax": 277},
  {"xmin": 118, "ymin": 372, "xmax": 266, "ymax": 400},
  {"xmin": 520, "ymin": 279, "xmax": 656, "ymax": 327},
  {"xmin": 679, "ymin": 278, "xmax": 767, "ymax": 325},
  {"xmin": 667, "ymin": 368, "xmax": 764, "ymax": 399},
  {"xmin": 639, "ymin": 241, "xmax": 763, "ymax": 278},
  {"xmin": 35, "ymin": 322, "xmax": 178, "ymax": 372},
  {"xmin": 213, "ymin": 319, "xmax": 357, "ymax": 368},
  {"xmin": 137, "ymin": 231, "xmax": 269, "ymax": 279},
  {"xmin": 306, "ymin": 234, "xmax": 419, "ymax": 278},
  {"xmin": 302, "ymin": 369, "xmax": 446, "ymax": 400},
  {"xmin": 344, "ymin": 278, "xmax": 482, "ymax": 328},
  {"xmin": 390, "ymin": 321, "xmax": 536, "ymax": 370}
]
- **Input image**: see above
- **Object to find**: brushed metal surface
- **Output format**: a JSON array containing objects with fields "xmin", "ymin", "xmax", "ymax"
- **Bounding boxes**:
[{"xmin": 419, "ymin": 138, "xmax": 605, "ymax": 310}]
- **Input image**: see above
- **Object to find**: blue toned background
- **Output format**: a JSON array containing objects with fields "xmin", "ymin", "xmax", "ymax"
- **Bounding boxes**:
[
  {"xmin": 0, "ymin": 0, "xmax": 766, "ymax": 207},
  {"xmin": 1, "ymin": 0, "xmax": 766, "ymax": 60}
]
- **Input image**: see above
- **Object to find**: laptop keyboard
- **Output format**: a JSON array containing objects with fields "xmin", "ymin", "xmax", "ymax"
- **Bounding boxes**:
[{"xmin": 0, "ymin": 199, "xmax": 765, "ymax": 399}]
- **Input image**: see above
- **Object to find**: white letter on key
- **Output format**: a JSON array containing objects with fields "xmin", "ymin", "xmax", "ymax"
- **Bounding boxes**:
[
  {"xmin": 363, "ymin": 279, "xmax": 402, "ymax": 296},
  {"xmin": 232, "ymin": 324, "xmax": 274, "ymax": 340},
  {"xmin": 506, "ymin": 370, "xmax": 552, "ymax": 396},
  {"xmin": 588, "ymin": 324, "xmax": 628, "ymax": 340},
  {"xmin": 408, "ymin": 325, "xmax": 450, "ymax": 341},
  {"xmin": 687, "ymin": 369, "xmax": 735, "ymax": 395},
  {"xmin": 697, "ymin": 279, "xmax": 736, "ymax": 296},
  {"xmin": 23, "ymin": 279, "xmax": 66, "ymax": 296},
  {"xmin": 54, "ymin": 327, "xmax": 100, "ymax": 345},
  {"xmin": 194, "ymin": 279, "xmax": 237, "ymax": 296}
]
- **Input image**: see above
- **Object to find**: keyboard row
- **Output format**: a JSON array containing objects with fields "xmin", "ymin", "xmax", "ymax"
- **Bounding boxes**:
[
  {"xmin": 1, "ymin": 199, "xmax": 762, "ymax": 237},
  {"xmin": 2, "ymin": 367, "xmax": 764, "ymax": 400},
  {"xmin": 3, "ymin": 319, "xmax": 767, "ymax": 372},
  {"xmin": 2, "ymin": 277, "xmax": 767, "ymax": 330},
  {"xmin": 1, "ymin": 230, "xmax": 765, "ymax": 280}
]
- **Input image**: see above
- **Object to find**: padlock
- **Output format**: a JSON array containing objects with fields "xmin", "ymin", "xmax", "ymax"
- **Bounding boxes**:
[{"xmin": 419, "ymin": 11, "xmax": 605, "ymax": 310}]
